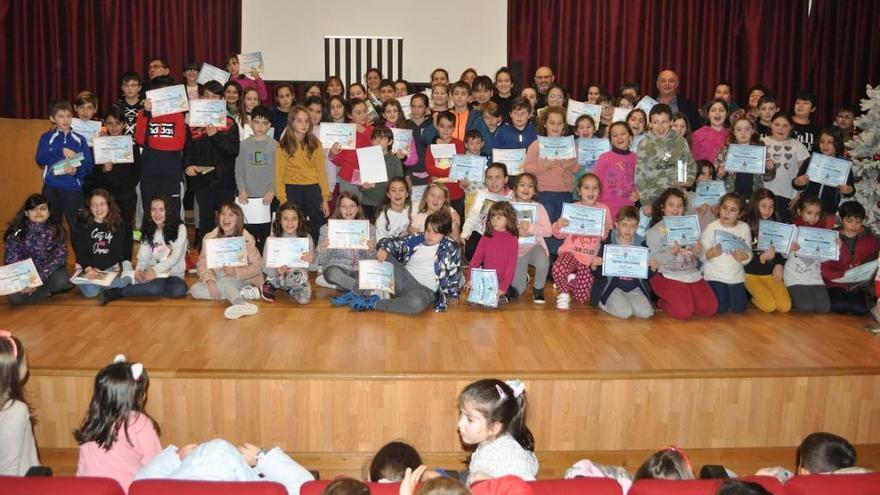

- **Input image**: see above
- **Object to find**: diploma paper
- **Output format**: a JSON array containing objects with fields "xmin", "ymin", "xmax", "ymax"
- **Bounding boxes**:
[
  {"xmin": 664, "ymin": 215, "xmax": 701, "ymax": 246},
  {"xmin": 538, "ymin": 135, "xmax": 576, "ymax": 160},
  {"xmin": 560, "ymin": 203, "xmax": 606, "ymax": 237},
  {"xmin": 757, "ymin": 220, "xmax": 795, "ymax": 255},
  {"xmin": 237, "ymin": 52, "xmax": 264, "ymax": 79},
  {"xmin": 565, "ymin": 100, "xmax": 602, "ymax": 126},
  {"xmin": 693, "ymin": 180, "xmax": 727, "ymax": 207},
  {"xmin": 196, "ymin": 63, "xmax": 231, "ymax": 85},
  {"xmin": 467, "ymin": 268, "xmax": 499, "ymax": 308},
  {"xmin": 0, "ymin": 259, "xmax": 43, "ymax": 296},
  {"xmin": 714, "ymin": 230, "xmax": 751, "ymax": 254},
  {"xmin": 511, "ymin": 202, "xmax": 538, "ymax": 245},
  {"xmin": 264, "ymin": 237, "xmax": 310, "ymax": 268},
  {"xmin": 602, "ymin": 244, "xmax": 649, "ymax": 279},
  {"xmin": 358, "ymin": 260, "xmax": 395, "ymax": 294},
  {"xmin": 390, "ymin": 128, "xmax": 413, "ymax": 154},
  {"xmin": 676, "ymin": 159, "xmax": 688, "ymax": 183},
  {"xmin": 204, "ymin": 237, "xmax": 248, "ymax": 269},
  {"xmin": 328, "ymin": 220, "xmax": 370, "ymax": 250},
  {"xmin": 611, "ymin": 107, "xmax": 630, "ymax": 123},
  {"xmin": 319, "ymin": 123, "xmax": 357, "ymax": 150},
  {"xmin": 51, "ymin": 153, "xmax": 84, "ymax": 175},
  {"xmin": 356, "ymin": 145, "xmax": 389, "ymax": 184},
  {"xmin": 72, "ymin": 118, "xmax": 102, "ymax": 146},
  {"xmin": 93, "ymin": 136, "xmax": 134, "ymax": 164},
  {"xmin": 449, "ymin": 154, "xmax": 487, "ymax": 183},
  {"xmin": 831, "ymin": 260, "xmax": 878, "ymax": 284},
  {"xmin": 145, "ymin": 84, "xmax": 189, "ymax": 117},
  {"xmin": 411, "ymin": 185, "xmax": 428, "ymax": 208},
  {"xmin": 235, "ymin": 197, "xmax": 272, "ymax": 224},
  {"xmin": 397, "ymin": 94, "xmax": 414, "ymax": 119},
  {"xmin": 796, "ymin": 226, "xmax": 840, "ymax": 261},
  {"xmin": 725, "ymin": 144, "xmax": 767, "ymax": 174},
  {"xmin": 576, "ymin": 138, "xmax": 611, "ymax": 171},
  {"xmin": 70, "ymin": 269, "xmax": 118, "ymax": 287},
  {"xmin": 806, "ymin": 153, "xmax": 852, "ymax": 187},
  {"xmin": 188, "ymin": 99, "xmax": 228, "ymax": 128},
  {"xmin": 635, "ymin": 96, "xmax": 659, "ymax": 115},
  {"xmin": 492, "ymin": 148, "xmax": 527, "ymax": 176}
]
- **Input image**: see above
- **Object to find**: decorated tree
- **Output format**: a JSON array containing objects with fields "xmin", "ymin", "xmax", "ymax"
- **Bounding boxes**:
[{"xmin": 848, "ymin": 85, "xmax": 880, "ymax": 234}]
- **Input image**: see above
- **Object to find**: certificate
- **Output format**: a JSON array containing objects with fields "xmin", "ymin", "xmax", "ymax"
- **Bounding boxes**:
[
  {"xmin": 635, "ymin": 96, "xmax": 659, "ymax": 115},
  {"xmin": 676, "ymin": 159, "xmax": 688, "ymax": 183},
  {"xmin": 467, "ymin": 268, "xmax": 499, "ymax": 308},
  {"xmin": 560, "ymin": 203, "xmax": 606, "ymax": 237},
  {"xmin": 145, "ymin": 84, "xmax": 189, "ymax": 117},
  {"xmin": 204, "ymin": 236, "xmax": 248, "ymax": 269},
  {"xmin": 725, "ymin": 144, "xmax": 767, "ymax": 174},
  {"xmin": 328, "ymin": 219, "xmax": 370, "ymax": 250},
  {"xmin": 397, "ymin": 94, "xmax": 414, "ymax": 119},
  {"xmin": 430, "ymin": 143, "xmax": 456, "ymax": 159},
  {"xmin": 757, "ymin": 220, "xmax": 795, "ymax": 255},
  {"xmin": 538, "ymin": 135, "xmax": 576, "ymax": 160},
  {"xmin": 511, "ymin": 202, "xmax": 538, "ymax": 245},
  {"xmin": 237, "ymin": 52, "xmax": 264, "ymax": 78},
  {"xmin": 93, "ymin": 136, "xmax": 134, "ymax": 164},
  {"xmin": 356, "ymin": 145, "xmax": 388, "ymax": 184},
  {"xmin": 832, "ymin": 260, "xmax": 878, "ymax": 284},
  {"xmin": 188, "ymin": 99, "xmax": 228, "ymax": 128},
  {"xmin": 51, "ymin": 153, "xmax": 84, "ymax": 175},
  {"xmin": 611, "ymin": 107, "xmax": 630, "ymax": 123},
  {"xmin": 602, "ymin": 245, "xmax": 649, "ymax": 279},
  {"xmin": 196, "ymin": 63, "xmax": 230, "ymax": 85},
  {"xmin": 806, "ymin": 153, "xmax": 851, "ymax": 187},
  {"xmin": 714, "ymin": 230, "xmax": 750, "ymax": 254},
  {"xmin": 693, "ymin": 180, "xmax": 727, "ymax": 207},
  {"xmin": 411, "ymin": 184, "xmax": 427, "ymax": 208},
  {"xmin": 319, "ymin": 123, "xmax": 356, "ymax": 150},
  {"xmin": 796, "ymin": 226, "xmax": 840, "ymax": 261},
  {"xmin": 390, "ymin": 128, "xmax": 412, "ymax": 154},
  {"xmin": 0, "ymin": 259, "xmax": 43, "ymax": 296},
  {"xmin": 70, "ymin": 269, "xmax": 118, "ymax": 287},
  {"xmin": 576, "ymin": 138, "xmax": 611, "ymax": 171},
  {"xmin": 565, "ymin": 99, "xmax": 602, "ymax": 126},
  {"xmin": 358, "ymin": 260, "xmax": 395, "ymax": 294},
  {"xmin": 664, "ymin": 215, "xmax": 701, "ymax": 246},
  {"xmin": 264, "ymin": 237, "xmax": 310, "ymax": 268},
  {"xmin": 235, "ymin": 197, "xmax": 271, "ymax": 224},
  {"xmin": 72, "ymin": 118, "xmax": 102, "ymax": 146},
  {"xmin": 450, "ymin": 154, "xmax": 487, "ymax": 183},
  {"xmin": 492, "ymin": 148, "xmax": 526, "ymax": 176}
]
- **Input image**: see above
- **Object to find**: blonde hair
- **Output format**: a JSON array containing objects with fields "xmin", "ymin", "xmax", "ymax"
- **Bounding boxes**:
[{"xmin": 418, "ymin": 183, "xmax": 451, "ymax": 214}]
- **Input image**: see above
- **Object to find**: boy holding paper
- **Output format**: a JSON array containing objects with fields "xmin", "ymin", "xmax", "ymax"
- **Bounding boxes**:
[
  {"xmin": 635, "ymin": 103, "xmax": 696, "ymax": 215},
  {"xmin": 35, "ymin": 99, "xmax": 95, "ymax": 230},
  {"xmin": 360, "ymin": 127, "xmax": 403, "ymax": 220},
  {"xmin": 821, "ymin": 201, "xmax": 879, "ymax": 316},
  {"xmin": 235, "ymin": 105, "xmax": 277, "ymax": 252}
]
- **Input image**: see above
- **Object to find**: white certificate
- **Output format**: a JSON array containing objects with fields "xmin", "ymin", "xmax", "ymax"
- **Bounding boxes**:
[
  {"xmin": 430, "ymin": 143, "xmax": 456, "ymax": 159},
  {"xmin": 806, "ymin": 153, "xmax": 852, "ymax": 187},
  {"xmin": 71, "ymin": 118, "xmax": 102, "ymax": 146},
  {"xmin": 449, "ymin": 154, "xmax": 487, "ymax": 182},
  {"xmin": 0, "ymin": 259, "xmax": 43, "ymax": 296},
  {"xmin": 93, "ymin": 136, "xmax": 134, "ymax": 164},
  {"xmin": 235, "ymin": 197, "xmax": 271, "ymax": 224},
  {"xmin": 693, "ymin": 180, "xmax": 727, "ymax": 207},
  {"xmin": 796, "ymin": 226, "xmax": 840, "ymax": 261},
  {"xmin": 635, "ymin": 96, "xmax": 659, "ymax": 115},
  {"xmin": 664, "ymin": 215, "xmax": 701, "ymax": 246},
  {"xmin": 205, "ymin": 236, "xmax": 248, "ymax": 268},
  {"xmin": 757, "ymin": 220, "xmax": 795, "ymax": 255},
  {"xmin": 145, "ymin": 84, "xmax": 189, "ymax": 117},
  {"xmin": 264, "ymin": 237, "xmax": 310, "ymax": 268},
  {"xmin": 492, "ymin": 148, "xmax": 527, "ymax": 175},
  {"xmin": 390, "ymin": 128, "xmax": 413, "ymax": 154},
  {"xmin": 196, "ymin": 63, "xmax": 230, "ymax": 85},
  {"xmin": 70, "ymin": 269, "xmax": 118, "ymax": 287},
  {"xmin": 714, "ymin": 230, "xmax": 750, "ymax": 254},
  {"xmin": 397, "ymin": 94, "xmax": 414, "ymax": 119},
  {"xmin": 602, "ymin": 245, "xmax": 649, "ymax": 279},
  {"xmin": 565, "ymin": 99, "xmax": 602, "ymax": 126},
  {"xmin": 576, "ymin": 138, "xmax": 611, "ymax": 171},
  {"xmin": 51, "ymin": 153, "xmax": 84, "ymax": 175},
  {"xmin": 467, "ymin": 268, "xmax": 499, "ymax": 308},
  {"xmin": 538, "ymin": 135, "xmax": 576, "ymax": 160},
  {"xmin": 358, "ymin": 260, "xmax": 395, "ymax": 294},
  {"xmin": 725, "ymin": 144, "xmax": 767, "ymax": 174},
  {"xmin": 512, "ymin": 202, "xmax": 538, "ymax": 245},
  {"xmin": 560, "ymin": 203, "xmax": 606, "ymax": 237},
  {"xmin": 611, "ymin": 107, "xmax": 630, "ymax": 123},
  {"xmin": 356, "ymin": 145, "xmax": 389, "ymax": 184},
  {"xmin": 237, "ymin": 52, "xmax": 264, "ymax": 78},
  {"xmin": 832, "ymin": 260, "xmax": 878, "ymax": 284},
  {"xmin": 411, "ymin": 185, "xmax": 427, "ymax": 208},
  {"xmin": 319, "ymin": 123, "xmax": 357, "ymax": 150},
  {"xmin": 189, "ymin": 99, "xmax": 228, "ymax": 128},
  {"xmin": 328, "ymin": 220, "xmax": 370, "ymax": 250},
  {"xmin": 676, "ymin": 159, "xmax": 688, "ymax": 183}
]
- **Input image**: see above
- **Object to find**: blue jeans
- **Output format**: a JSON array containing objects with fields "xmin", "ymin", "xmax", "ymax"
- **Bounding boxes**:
[
  {"xmin": 708, "ymin": 281, "xmax": 748, "ymax": 313},
  {"xmin": 78, "ymin": 275, "xmax": 131, "ymax": 298}
]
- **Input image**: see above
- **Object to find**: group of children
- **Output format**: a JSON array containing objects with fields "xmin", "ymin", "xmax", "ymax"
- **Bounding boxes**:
[{"xmin": 0, "ymin": 334, "xmax": 871, "ymax": 494}]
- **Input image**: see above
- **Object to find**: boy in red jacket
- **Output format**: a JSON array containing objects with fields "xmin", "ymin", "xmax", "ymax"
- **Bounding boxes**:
[{"xmin": 821, "ymin": 201, "xmax": 880, "ymax": 316}]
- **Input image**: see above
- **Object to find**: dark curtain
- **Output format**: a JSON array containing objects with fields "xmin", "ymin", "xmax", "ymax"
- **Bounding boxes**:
[
  {"xmin": 508, "ymin": 0, "xmax": 880, "ymax": 126},
  {"xmin": 0, "ymin": 0, "xmax": 241, "ymax": 119}
]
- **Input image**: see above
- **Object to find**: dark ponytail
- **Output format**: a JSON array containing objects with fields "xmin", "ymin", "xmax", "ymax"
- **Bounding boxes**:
[{"xmin": 459, "ymin": 378, "xmax": 535, "ymax": 452}]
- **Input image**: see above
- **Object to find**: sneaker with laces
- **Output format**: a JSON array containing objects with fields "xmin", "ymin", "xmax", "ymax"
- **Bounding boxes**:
[
  {"xmin": 261, "ymin": 281, "xmax": 276, "ymax": 303},
  {"xmin": 330, "ymin": 290, "xmax": 358, "ymax": 306},
  {"xmin": 532, "ymin": 287, "xmax": 545, "ymax": 304},
  {"xmin": 240, "ymin": 285, "xmax": 261, "ymax": 301},
  {"xmin": 556, "ymin": 292, "xmax": 571, "ymax": 310},
  {"xmin": 224, "ymin": 302, "xmax": 259, "ymax": 319},
  {"xmin": 350, "ymin": 294, "xmax": 379, "ymax": 311},
  {"xmin": 315, "ymin": 274, "xmax": 336, "ymax": 289}
]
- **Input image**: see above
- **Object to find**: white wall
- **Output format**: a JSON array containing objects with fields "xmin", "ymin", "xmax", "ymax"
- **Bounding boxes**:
[{"xmin": 241, "ymin": 0, "xmax": 507, "ymax": 83}]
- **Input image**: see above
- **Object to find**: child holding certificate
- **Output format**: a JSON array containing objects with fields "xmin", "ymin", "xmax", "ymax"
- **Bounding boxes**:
[
  {"xmin": 550, "ymin": 174, "xmax": 612, "ymax": 310},
  {"xmin": 714, "ymin": 116, "xmax": 767, "ymax": 198},
  {"xmin": 405, "ymin": 93, "xmax": 433, "ymax": 187},
  {"xmin": 467, "ymin": 202, "xmax": 519, "ymax": 304},
  {"xmin": 792, "ymin": 127, "xmax": 855, "ymax": 226},
  {"xmin": 646, "ymin": 188, "xmax": 718, "ymax": 319},
  {"xmin": 425, "ymin": 111, "xmax": 467, "ymax": 219},
  {"xmin": 634, "ymin": 104, "xmax": 696, "ymax": 211},
  {"xmin": 3, "ymin": 194, "xmax": 74, "ymax": 304},
  {"xmin": 72, "ymin": 189, "xmax": 133, "ymax": 298},
  {"xmin": 0, "ymin": 331, "xmax": 39, "ymax": 476},
  {"xmin": 360, "ymin": 127, "xmax": 404, "ymax": 220},
  {"xmin": 762, "ymin": 112, "xmax": 809, "ymax": 223},
  {"xmin": 592, "ymin": 121, "xmax": 638, "ymax": 220},
  {"xmin": 190, "ymin": 202, "xmax": 264, "ymax": 320},
  {"xmin": 225, "ymin": 53, "xmax": 268, "ymax": 104},
  {"xmin": 235, "ymin": 105, "xmax": 277, "ymax": 252},
  {"xmin": 411, "ymin": 183, "xmax": 462, "ymax": 242},
  {"xmin": 101, "ymin": 195, "xmax": 188, "ymax": 305},
  {"xmin": 821, "ymin": 201, "xmax": 879, "ymax": 316},
  {"xmin": 511, "ymin": 173, "xmax": 552, "ymax": 303},
  {"xmin": 374, "ymin": 177, "xmax": 412, "ymax": 241},
  {"xmin": 784, "ymin": 195, "xmax": 831, "ymax": 313},
  {"xmin": 461, "ymin": 163, "xmax": 512, "ymax": 258},
  {"xmin": 690, "ymin": 99, "xmax": 729, "ymax": 162},
  {"xmin": 317, "ymin": 192, "xmax": 377, "ymax": 300},
  {"xmin": 626, "ymin": 109, "xmax": 648, "ymax": 152},
  {"xmin": 741, "ymin": 189, "xmax": 791, "ymax": 313},
  {"xmin": 328, "ymin": 98, "xmax": 375, "ymax": 199},
  {"xmin": 700, "ymin": 193, "xmax": 752, "ymax": 314},
  {"xmin": 261, "ymin": 203, "xmax": 314, "ymax": 304},
  {"xmin": 590, "ymin": 206, "xmax": 654, "ymax": 319},
  {"xmin": 380, "ymin": 99, "xmax": 418, "ymax": 168}
]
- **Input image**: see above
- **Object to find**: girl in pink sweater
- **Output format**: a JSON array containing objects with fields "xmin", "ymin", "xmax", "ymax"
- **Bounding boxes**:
[
  {"xmin": 592, "ymin": 121, "xmax": 638, "ymax": 221},
  {"xmin": 511, "ymin": 173, "xmax": 553, "ymax": 303},
  {"xmin": 690, "ymin": 99, "xmax": 729, "ymax": 162},
  {"xmin": 468, "ymin": 201, "xmax": 520, "ymax": 305}
]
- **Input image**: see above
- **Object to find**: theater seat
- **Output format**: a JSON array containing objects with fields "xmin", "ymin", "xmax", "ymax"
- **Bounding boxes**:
[
  {"xmin": 302, "ymin": 478, "xmax": 624, "ymax": 495},
  {"xmin": 128, "ymin": 479, "xmax": 288, "ymax": 495},
  {"xmin": 0, "ymin": 476, "xmax": 124, "ymax": 495},
  {"xmin": 783, "ymin": 473, "xmax": 880, "ymax": 495},
  {"xmin": 629, "ymin": 476, "xmax": 784, "ymax": 495}
]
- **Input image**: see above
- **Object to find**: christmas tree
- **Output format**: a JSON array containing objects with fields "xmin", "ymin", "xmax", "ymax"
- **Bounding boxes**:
[{"xmin": 848, "ymin": 85, "xmax": 880, "ymax": 234}]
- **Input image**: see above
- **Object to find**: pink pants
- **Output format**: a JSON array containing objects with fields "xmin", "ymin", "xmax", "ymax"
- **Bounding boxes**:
[{"xmin": 552, "ymin": 253, "xmax": 595, "ymax": 303}]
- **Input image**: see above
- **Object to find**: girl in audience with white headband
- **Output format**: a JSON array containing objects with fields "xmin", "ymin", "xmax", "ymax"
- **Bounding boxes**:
[{"xmin": 0, "ymin": 330, "xmax": 39, "ymax": 476}]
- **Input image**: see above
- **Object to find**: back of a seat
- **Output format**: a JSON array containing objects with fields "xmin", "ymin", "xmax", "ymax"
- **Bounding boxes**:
[
  {"xmin": 629, "ymin": 476, "xmax": 784, "ymax": 495},
  {"xmin": 783, "ymin": 473, "xmax": 880, "ymax": 495},
  {"xmin": 128, "ymin": 479, "xmax": 288, "ymax": 495},
  {"xmin": 531, "ymin": 477, "xmax": 623, "ymax": 495},
  {"xmin": 0, "ymin": 476, "xmax": 125, "ymax": 495}
]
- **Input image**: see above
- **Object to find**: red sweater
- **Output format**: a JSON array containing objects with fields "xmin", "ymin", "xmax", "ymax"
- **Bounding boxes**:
[
  {"xmin": 331, "ymin": 125, "xmax": 375, "ymax": 182},
  {"xmin": 821, "ymin": 227, "xmax": 880, "ymax": 290},
  {"xmin": 134, "ymin": 110, "xmax": 187, "ymax": 151},
  {"xmin": 425, "ymin": 138, "xmax": 466, "ymax": 200},
  {"xmin": 468, "ymin": 229, "xmax": 519, "ymax": 292}
]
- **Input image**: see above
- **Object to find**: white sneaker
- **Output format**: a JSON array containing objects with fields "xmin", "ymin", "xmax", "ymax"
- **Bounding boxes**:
[
  {"xmin": 224, "ymin": 302, "xmax": 258, "ymax": 320},
  {"xmin": 315, "ymin": 274, "xmax": 335, "ymax": 289},
  {"xmin": 556, "ymin": 292, "xmax": 571, "ymax": 310},
  {"xmin": 121, "ymin": 260, "xmax": 135, "ymax": 283},
  {"xmin": 567, "ymin": 273, "xmax": 576, "ymax": 282},
  {"xmin": 239, "ymin": 285, "xmax": 261, "ymax": 301}
]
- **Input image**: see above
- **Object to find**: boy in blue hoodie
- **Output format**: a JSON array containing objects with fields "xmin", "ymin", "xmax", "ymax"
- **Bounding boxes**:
[{"xmin": 35, "ymin": 100, "xmax": 94, "ymax": 229}]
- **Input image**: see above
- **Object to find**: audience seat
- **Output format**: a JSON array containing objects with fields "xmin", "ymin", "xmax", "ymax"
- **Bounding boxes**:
[
  {"xmin": 301, "ymin": 477, "xmax": 624, "ymax": 495},
  {"xmin": 629, "ymin": 476, "xmax": 784, "ymax": 495},
  {"xmin": 783, "ymin": 473, "xmax": 880, "ymax": 495},
  {"xmin": 128, "ymin": 479, "xmax": 288, "ymax": 495},
  {"xmin": 0, "ymin": 476, "xmax": 124, "ymax": 495}
]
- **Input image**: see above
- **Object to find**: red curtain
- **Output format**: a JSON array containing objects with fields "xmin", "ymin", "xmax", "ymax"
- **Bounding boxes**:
[
  {"xmin": 507, "ymin": 0, "xmax": 879, "ymax": 126},
  {"xmin": 0, "ymin": 0, "xmax": 241, "ymax": 119}
]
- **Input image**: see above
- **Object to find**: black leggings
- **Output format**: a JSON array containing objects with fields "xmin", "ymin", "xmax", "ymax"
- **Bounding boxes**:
[{"xmin": 7, "ymin": 268, "xmax": 73, "ymax": 305}]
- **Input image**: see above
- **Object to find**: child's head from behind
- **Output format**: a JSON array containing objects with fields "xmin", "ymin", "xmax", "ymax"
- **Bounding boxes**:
[
  {"xmin": 273, "ymin": 203, "xmax": 309, "ymax": 238},
  {"xmin": 457, "ymin": 379, "xmax": 534, "ymax": 451},
  {"xmin": 368, "ymin": 441, "xmax": 422, "ymax": 482},
  {"xmin": 797, "ymin": 432, "xmax": 856, "ymax": 474},
  {"xmin": 49, "ymin": 100, "xmax": 74, "ymax": 130},
  {"xmin": 485, "ymin": 201, "xmax": 518, "ymax": 237},
  {"xmin": 716, "ymin": 480, "xmax": 773, "ymax": 495},
  {"xmin": 634, "ymin": 446, "xmax": 695, "ymax": 481},
  {"xmin": 334, "ymin": 192, "xmax": 366, "ymax": 220},
  {"xmin": 838, "ymin": 201, "xmax": 866, "ymax": 237},
  {"xmin": 417, "ymin": 477, "xmax": 471, "ymax": 495},
  {"xmin": 321, "ymin": 478, "xmax": 370, "ymax": 495},
  {"xmin": 0, "ymin": 331, "xmax": 28, "ymax": 404}
]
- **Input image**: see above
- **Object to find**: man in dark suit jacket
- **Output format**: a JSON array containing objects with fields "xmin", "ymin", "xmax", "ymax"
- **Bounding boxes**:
[{"xmin": 656, "ymin": 69, "xmax": 702, "ymax": 131}]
